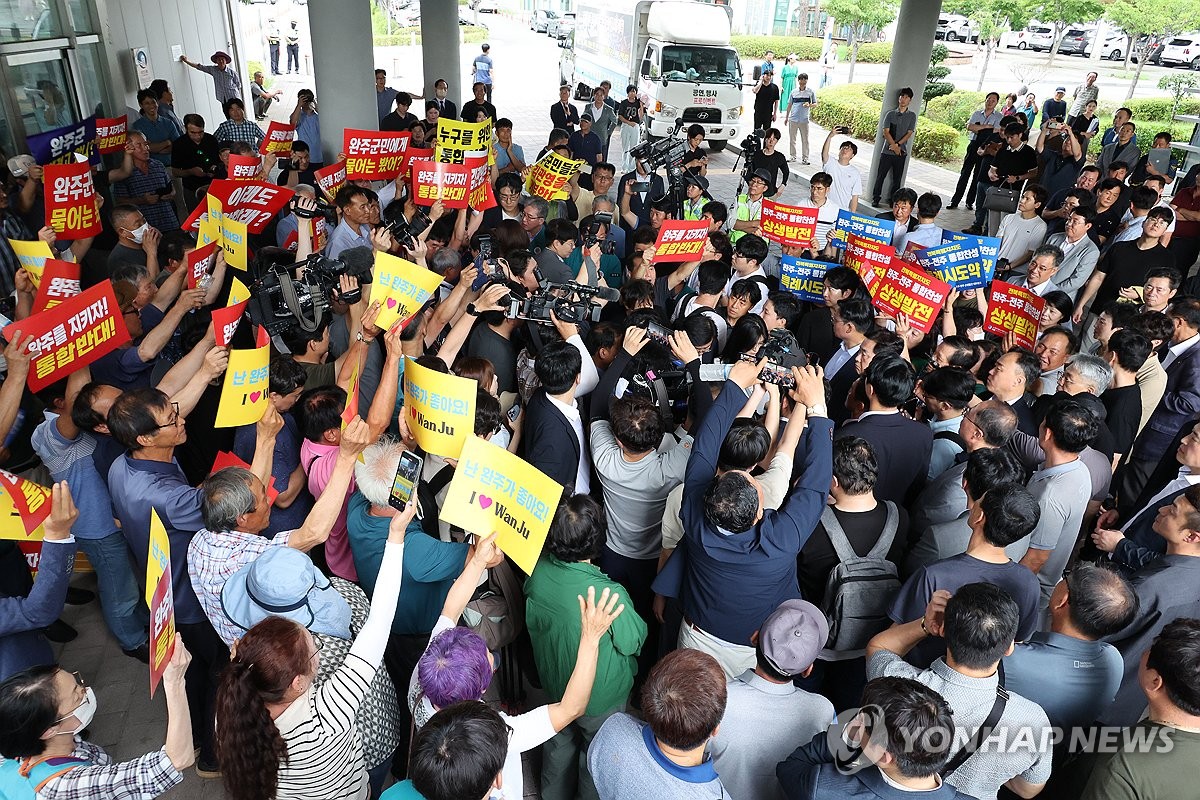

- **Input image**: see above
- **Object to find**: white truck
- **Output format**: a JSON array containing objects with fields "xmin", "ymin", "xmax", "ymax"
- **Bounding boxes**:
[{"xmin": 560, "ymin": 0, "xmax": 743, "ymax": 150}]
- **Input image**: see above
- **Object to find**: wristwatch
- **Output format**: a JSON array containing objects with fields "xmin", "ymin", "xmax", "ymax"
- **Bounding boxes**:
[
  {"xmin": 805, "ymin": 405, "xmax": 828, "ymax": 418},
  {"xmin": 355, "ymin": 331, "xmax": 373, "ymax": 343}
]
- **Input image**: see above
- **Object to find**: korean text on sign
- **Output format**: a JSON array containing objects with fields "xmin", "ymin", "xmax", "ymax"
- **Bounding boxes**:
[
  {"xmin": 259, "ymin": 121, "xmax": 296, "ymax": 156},
  {"xmin": 94, "ymin": 116, "xmax": 128, "ymax": 154},
  {"xmin": 941, "ymin": 231, "xmax": 1002, "ymax": 286},
  {"xmin": 371, "ymin": 252, "xmax": 445, "ymax": 330},
  {"xmin": 146, "ymin": 509, "xmax": 175, "ymax": 697},
  {"xmin": 843, "ymin": 234, "xmax": 896, "ymax": 290},
  {"xmin": 525, "ymin": 151, "xmax": 583, "ymax": 201},
  {"xmin": 207, "ymin": 179, "xmax": 295, "ymax": 233},
  {"xmin": 404, "ymin": 357, "xmax": 479, "ymax": 459},
  {"xmin": 652, "ymin": 220, "xmax": 709, "ymax": 262},
  {"xmin": 44, "ymin": 161, "xmax": 102, "ymax": 239},
  {"xmin": 214, "ymin": 344, "xmax": 270, "ymax": 428},
  {"xmin": 761, "ymin": 199, "xmax": 818, "ymax": 247},
  {"xmin": 26, "ymin": 117, "xmax": 98, "ymax": 166},
  {"xmin": 916, "ymin": 240, "xmax": 992, "ymax": 291},
  {"xmin": 829, "ymin": 208, "xmax": 896, "ymax": 249},
  {"xmin": 985, "ymin": 281, "xmax": 1045, "ymax": 351},
  {"xmin": 31, "ymin": 260, "xmax": 80, "ymax": 315},
  {"xmin": 3, "ymin": 280, "xmax": 131, "ymax": 392},
  {"xmin": 315, "ymin": 160, "xmax": 347, "ymax": 203},
  {"xmin": 869, "ymin": 261, "xmax": 951, "ymax": 334},
  {"xmin": 343, "ymin": 129, "xmax": 410, "ymax": 180},
  {"xmin": 411, "ymin": 160, "xmax": 471, "ymax": 209},
  {"xmin": 779, "ymin": 256, "xmax": 830, "ymax": 304}
]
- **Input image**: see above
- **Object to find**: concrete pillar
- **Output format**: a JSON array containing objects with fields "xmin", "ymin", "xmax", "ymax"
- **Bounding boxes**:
[
  {"xmin": 306, "ymin": 0, "xmax": 376, "ymax": 159},
  {"xmin": 866, "ymin": 0, "xmax": 941, "ymax": 209},
  {"xmin": 420, "ymin": 0, "xmax": 462, "ymax": 107}
]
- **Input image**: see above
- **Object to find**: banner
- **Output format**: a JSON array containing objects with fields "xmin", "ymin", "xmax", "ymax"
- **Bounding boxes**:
[
  {"xmin": 343, "ymin": 128, "xmax": 410, "ymax": 180},
  {"xmin": 403, "ymin": 357, "xmax": 478, "ymax": 459},
  {"xmin": 207, "ymin": 179, "xmax": 295, "ymax": 233},
  {"xmin": 411, "ymin": 160, "xmax": 471, "ymax": 209},
  {"xmin": 213, "ymin": 300, "xmax": 248, "ymax": 347},
  {"xmin": 843, "ymin": 234, "xmax": 895, "ymax": 290},
  {"xmin": 259, "ymin": 121, "xmax": 296, "ymax": 156},
  {"xmin": 229, "ymin": 276, "xmax": 251, "ymax": 305},
  {"xmin": 181, "ymin": 201, "xmax": 207, "ymax": 234},
  {"xmin": 0, "ymin": 469, "xmax": 51, "ymax": 539},
  {"xmin": 985, "ymin": 281, "xmax": 1045, "ymax": 351},
  {"xmin": 3, "ymin": 281, "xmax": 131, "ymax": 392},
  {"xmin": 942, "ymin": 231, "xmax": 1002, "ymax": 287},
  {"xmin": 371, "ymin": 252, "xmax": 444, "ymax": 330},
  {"xmin": 869, "ymin": 261, "xmax": 951, "ymax": 334},
  {"xmin": 435, "ymin": 144, "xmax": 487, "ymax": 166},
  {"xmin": 440, "ymin": 437, "xmax": 562, "ymax": 574},
  {"xmin": 146, "ymin": 509, "xmax": 175, "ymax": 697},
  {"xmin": 465, "ymin": 154, "xmax": 496, "ymax": 211},
  {"xmin": 779, "ymin": 256, "xmax": 830, "ymax": 304},
  {"xmin": 829, "ymin": 208, "xmax": 896, "ymax": 249},
  {"xmin": 31, "ymin": 260, "xmax": 80, "ymax": 315},
  {"xmin": 210, "ymin": 451, "xmax": 278, "ymax": 503},
  {"xmin": 26, "ymin": 117, "xmax": 98, "ymax": 166},
  {"xmin": 916, "ymin": 239, "xmax": 996, "ymax": 291},
  {"xmin": 652, "ymin": 220, "xmax": 709, "ymax": 263},
  {"xmin": 186, "ymin": 241, "xmax": 219, "ymax": 290},
  {"xmin": 7, "ymin": 240, "xmax": 53, "ymax": 285},
  {"xmin": 403, "ymin": 146, "xmax": 434, "ymax": 179},
  {"xmin": 227, "ymin": 154, "xmax": 261, "ymax": 182},
  {"xmin": 436, "ymin": 117, "xmax": 492, "ymax": 161},
  {"xmin": 44, "ymin": 161, "xmax": 102, "ymax": 239},
  {"xmin": 526, "ymin": 151, "xmax": 582, "ymax": 201},
  {"xmin": 760, "ymin": 199, "xmax": 818, "ymax": 247},
  {"xmin": 214, "ymin": 344, "xmax": 270, "ymax": 427},
  {"xmin": 314, "ymin": 160, "xmax": 347, "ymax": 202},
  {"xmin": 94, "ymin": 116, "xmax": 128, "ymax": 154}
]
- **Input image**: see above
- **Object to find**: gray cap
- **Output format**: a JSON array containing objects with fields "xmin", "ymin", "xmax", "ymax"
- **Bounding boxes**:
[{"xmin": 759, "ymin": 599, "xmax": 829, "ymax": 676}]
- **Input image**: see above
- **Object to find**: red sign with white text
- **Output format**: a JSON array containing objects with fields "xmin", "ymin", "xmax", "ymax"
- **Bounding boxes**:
[
  {"xmin": 3, "ymin": 281, "xmax": 131, "ymax": 392},
  {"xmin": 44, "ymin": 161, "xmax": 102, "ymax": 239},
  {"xmin": 31, "ymin": 260, "xmax": 80, "ymax": 315},
  {"xmin": 206, "ymin": 179, "xmax": 295, "ymax": 234},
  {"xmin": 411, "ymin": 160, "xmax": 471, "ymax": 209},
  {"xmin": 465, "ymin": 155, "xmax": 496, "ymax": 211},
  {"xmin": 95, "ymin": 116, "xmax": 128, "ymax": 154},
  {"xmin": 843, "ymin": 234, "xmax": 896, "ymax": 291},
  {"xmin": 186, "ymin": 241, "xmax": 220, "ymax": 290},
  {"xmin": 403, "ymin": 146, "xmax": 434, "ymax": 179},
  {"xmin": 760, "ymin": 199, "xmax": 818, "ymax": 248},
  {"xmin": 869, "ymin": 260, "xmax": 951, "ymax": 334},
  {"xmin": 182, "ymin": 201, "xmax": 207, "ymax": 234},
  {"xmin": 259, "ymin": 121, "xmax": 296, "ymax": 156},
  {"xmin": 212, "ymin": 300, "xmax": 248, "ymax": 347},
  {"xmin": 652, "ymin": 220, "xmax": 710, "ymax": 263},
  {"xmin": 343, "ymin": 129, "xmax": 410, "ymax": 180},
  {"xmin": 228, "ymin": 154, "xmax": 261, "ymax": 182},
  {"xmin": 314, "ymin": 160, "xmax": 347, "ymax": 203},
  {"xmin": 985, "ymin": 281, "xmax": 1046, "ymax": 351}
]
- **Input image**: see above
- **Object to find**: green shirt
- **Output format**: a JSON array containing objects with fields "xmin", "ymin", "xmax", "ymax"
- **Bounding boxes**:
[
  {"xmin": 525, "ymin": 556, "xmax": 648, "ymax": 716},
  {"xmin": 1082, "ymin": 721, "xmax": 1200, "ymax": 799}
]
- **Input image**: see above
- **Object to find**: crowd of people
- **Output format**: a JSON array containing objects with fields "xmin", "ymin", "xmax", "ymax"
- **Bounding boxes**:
[{"xmin": 0, "ymin": 40, "xmax": 1199, "ymax": 800}]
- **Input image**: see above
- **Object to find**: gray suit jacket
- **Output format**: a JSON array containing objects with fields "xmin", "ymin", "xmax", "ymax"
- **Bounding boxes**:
[
  {"xmin": 909, "ymin": 460, "xmax": 968, "ymax": 536},
  {"xmin": 1045, "ymin": 233, "xmax": 1100, "ymax": 298},
  {"xmin": 1098, "ymin": 140, "xmax": 1141, "ymax": 178}
]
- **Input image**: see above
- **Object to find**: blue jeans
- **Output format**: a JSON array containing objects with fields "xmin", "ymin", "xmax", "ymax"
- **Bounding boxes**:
[{"xmin": 77, "ymin": 532, "xmax": 147, "ymax": 651}]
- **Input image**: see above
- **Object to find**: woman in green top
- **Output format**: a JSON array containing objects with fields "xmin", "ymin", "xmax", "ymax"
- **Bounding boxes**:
[{"xmin": 779, "ymin": 54, "xmax": 799, "ymax": 112}]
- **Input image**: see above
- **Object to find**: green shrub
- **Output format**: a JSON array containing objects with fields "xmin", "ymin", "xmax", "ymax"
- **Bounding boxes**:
[
  {"xmin": 1085, "ymin": 119, "xmax": 1195, "ymax": 159},
  {"xmin": 862, "ymin": 83, "xmax": 886, "ymax": 102},
  {"xmin": 856, "ymin": 42, "xmax": 892, "ymax": 63},
  {"xmin": 809, "ymin": 84, "xmax": 959, "ymax": 162},
  {"xmin": 729, "ymin": 35, "xmax": 891, "ymax": 63},
  {"xmin": 374, "ymin": 25, "xmax": 489, "ymax": 46},
  {"xmin": 924, "ymin": 91, "xmax": 988, "ymax": 130}
]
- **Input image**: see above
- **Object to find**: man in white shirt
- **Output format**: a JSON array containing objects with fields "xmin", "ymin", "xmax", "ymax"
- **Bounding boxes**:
[
  {"xmin": 820, "ymin": 129, "xmax": 861, "ymax": 211},
  {"xmin": 996, "ymin": 186, "xmax": 1049, "ymax": 275},
  {"xmin": 724, "ymin": 234, "xmax": 770, "ymax": 314}
]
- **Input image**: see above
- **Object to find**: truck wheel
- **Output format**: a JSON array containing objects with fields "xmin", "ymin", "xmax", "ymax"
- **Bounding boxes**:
[
  {"xmin": 709, "ymin": 139, "xmax": 727, "ymax": 152},
  {"xmin": 1193, "ymin": 57, "xmax": 1200, "ymax": 70}
]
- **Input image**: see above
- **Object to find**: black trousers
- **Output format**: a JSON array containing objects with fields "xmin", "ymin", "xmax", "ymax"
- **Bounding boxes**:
[
  {"xmin": 177, "ymin": 618, "xmax": 230, "ymax": 766},
  {"xmin": 382, "ymin": 631, "xmax": 432, "ymax": 778},
  {"xmin": 952, "ymin": 144, "xmax": 984, "ymax": 206},
  {"xmin": 873, "ymin": 151, "xmax": 906, "ymax": 206}
]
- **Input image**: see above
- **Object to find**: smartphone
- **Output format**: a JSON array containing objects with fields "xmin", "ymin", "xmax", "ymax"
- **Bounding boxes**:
[
  {"xmin": 388, "ymin": 451, "xmax": 423, "ymax": 511},
  {"xmin": 633, "ymin": 180, "xmax": 650, "ymax": 193},
  {"xmin": 506, "ymin": 402, "xmax": 521, "ymax": 424},
  {"xmin": 645, "ymin": 320, "xmax": 673, "ymax": 346}
]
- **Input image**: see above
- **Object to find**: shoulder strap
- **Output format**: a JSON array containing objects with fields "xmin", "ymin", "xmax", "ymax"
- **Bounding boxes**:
[
  {"xmin": 425, "ymin": 463, "xmax": 455, "ymax": 496},
  {"xmin": 21, "ymin": 756, "xmax": 89, "ymax": 792},
  {"xmin": 863, "ymin": 501, "xmax": 900, "ymax": 560},
  {"xmin": 934, "ymin": 430, "xmax": 968, "ymax": 450},
  {"xmin": 940, "ymin": 671, "xmax": 1009, "ymax": 778},
  {"xmin": 820, "ymin": 506, "xmax": 859, "ymax": 563}
]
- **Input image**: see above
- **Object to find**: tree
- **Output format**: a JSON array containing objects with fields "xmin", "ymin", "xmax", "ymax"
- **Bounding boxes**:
[
  {"xmin": 822, "ymin": 0, "xmax": 899, "ymax": 84},
  {"xmin": 925, "ymin": 44, "xmax": 954, "ymax": 112},
  {"xmin": 1107, "ymin": 0, "xmax": 1200, "ymax": 100},
  {"xmin": 944, "ymin": 0, "xmax": 1035, "ymax": 91},
  {"xmin": 1033, "ymin": 0, "xmax": 1104, "ymax": 65},
  {"xmin": 1160, "ymin": 73, "xmax": 1200, "ymax": 117}
]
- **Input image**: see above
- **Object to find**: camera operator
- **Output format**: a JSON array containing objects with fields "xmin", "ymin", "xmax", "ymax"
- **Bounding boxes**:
[
  {"xmin": 280, "ymin": 269, "xmax": 371, "ymax": 391},
  {"xmin": 276, "ymin": 140, "xmax": 318, "ymax": 188},
  {"xmin": 731, "ymin": 170, "xmax": 773, "ymax": 245},
  {"xmin": 756, "ymin": 128, "xmax": 790, "ymax": 197},
  {"xmin": 568, "ymin": 215, "xmax": 622, "ymax": 288},
  {"xmin": 617, "ymin": 158, "xmax": 666, "ymax": 233}
]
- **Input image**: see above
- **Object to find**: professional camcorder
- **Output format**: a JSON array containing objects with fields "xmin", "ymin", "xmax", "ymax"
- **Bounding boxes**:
[
  {"xmin": 381, "ymin": 207, "xmax": 432, "ymax": 250},
  {"xmin": 289, "ymin": 195, "xmax": 337, "ymax": 226},
  {"xmin": 739, "ymin": 329, "xmax": 808, "ymax": 388},
  {"xmin": 583, "ymin": 211, "xmax": 617, "ymax": 255},
  {"xmin": 247, "ymin": 248, "xmax": 369, "ymax": 338},
  {"xmin": 505, "ymin": 281, "xmax": 618, "ymax": 325},
  {"xmin": 628, "ymin": 133, "xmax": 687, "ymax": 176}
]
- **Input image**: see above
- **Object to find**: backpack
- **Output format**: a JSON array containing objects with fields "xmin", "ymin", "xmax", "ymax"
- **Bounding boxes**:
[
  {"xmin": 934, "ymin": 429, "xmax": 967, "ymax": 452},
  {"xmin": 417, "ymin": 463, "xmax": 457, "ymax": 540},
  {"xmin": 0, "ymin": 756, "xmax": 89, "ymax": 799},
  {"xmin": 819, "ymin": 502, "xmax": 901, "ymax": 659}
]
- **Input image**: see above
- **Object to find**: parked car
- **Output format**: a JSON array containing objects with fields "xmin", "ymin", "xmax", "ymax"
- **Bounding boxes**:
[
  {"xmin": 1010, "ymin": 25, "xmax": 1055, "ymax": 51},
  {"xmin": 1160, "ymin": 33, "xmax": 1200, "ymax": 68},
  {"xmin": 469, "ymin": 0, "xmax": 497, "ymax": 11},
  {"xmin": 1084, "ymin": 33, "xmax": 1132, "ymax": 60},
  {"xmin": 546, "ymin": 12, "xmax": 574, "ymax": 39},
  {"xmin": 530, "ymin": 9, "xmax": 558, "ymax": 33},
  {"xmin": 1058, "ymin": 28, "xmax": 1092, "ymax": 56},
  {"xmin": 935, "ymin": 14, "xmax": 979, "ymax": 43}
]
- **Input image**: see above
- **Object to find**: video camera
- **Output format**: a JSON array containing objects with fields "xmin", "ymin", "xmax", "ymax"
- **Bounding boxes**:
[
  {"xmin": 247, "ymin": 248, "xmax": 366, "ymax": 338},
  {"xmin": 627, "ymin": 134, "xmax": 687, "ymax": 175},
  {"xmin": 381, "ymin": 207, "xmax": 432, "ymax": 250},
  {"xmin": 737, "ymin": 128, "xmax": 767, "ymax": 184},
  {"xmin": 289, "ymin": 195, "xmax": 337, "ymax": 226},
  {"xmin": 505, "ymin": 281, "xmax": 617, "ymax": 325},
  {"xmin": 583, "ymin": 211, "xmax": 617, "ymax": 255},
  {"xmin": 738, "ymin": 329, "xmax": 808, "ymax": 389}
]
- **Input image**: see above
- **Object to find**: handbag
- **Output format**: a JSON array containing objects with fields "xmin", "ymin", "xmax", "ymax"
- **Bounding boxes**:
[{"xmin": 983, "ymin": 184, "xmax": 1021, "ymax": 214}]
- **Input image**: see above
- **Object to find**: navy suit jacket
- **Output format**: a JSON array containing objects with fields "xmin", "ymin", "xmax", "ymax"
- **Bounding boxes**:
[
  {"xmin": 525, "ymin": 389, "xmax": 584, "ymax": 493},
  {"xmin": 1133, "ymin": 343, "xmax": 1200, "ymax": 463},
  {"xmin": 0, "ymin": 539, "xmax": 75, "ymax": 681},
  {"xmin": 836, "ymin": 412, "xmax": 934, "ymax": 505}
]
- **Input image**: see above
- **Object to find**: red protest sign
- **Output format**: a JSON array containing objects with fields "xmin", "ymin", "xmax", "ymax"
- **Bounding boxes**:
[
  {"xmin": 44, "ymin": 161, "xmax": 101, "ymax": 239},
  {"xmin": 343, "ymin": 129, "xmax": 410, "ymax": 180},
  {"xmin": 985, "ymin": 281, "xmax": 1045, "ymax": 351},
  {"xmin": 213, "ymin": 300, "xmax": 248, "ymax": 347},
  {"xmin": 403, "ymin": 146, "xmax": 434, "ymax": 179},
  {"xmin": 652, "ymin": 220, "xmax": 709, "ymax": 263},
  {"xmin": 147, "ymin": 566, "xmax": 174, "ymax": 697},
  {"xmin": 281, "ymin": 218, "xmax": 328, "ymax": 253},
  {"xmin": 186, "ymin": 241, "xmax": 219, "ymax": 289},
  {"xmin": 760, "ymin": 199, "xmax": 818, "ymax": 247},
  {"xmin": 206, "ymin": 179, "xmax": 295, "ymax": 234},
  {"xmin": 3, "ymin": 280, "xmax": 131, "ymax": 392},
  {"xmin": 95, "ymin": 116, "xmax": 128, "ymax": 154},
  {"xmin": 843, "ymin": 234, "xmax": 895, "ymax": 291},
  {"xmin": 228, "ymin": 154, "xmax": 261, "ymax": 182},
  {"xmin": 31, "ymin": 260, "xmax": 80, "ymax": 315},
  {"xmin": 314, "ymin": 160, "xmax": 347, "ymax": 203},
  {"xmin": 259, "ymin": 121, "xmax": 296, "ymax": 156},
  {"xmin": 182, "ymin": 201, "xmax": 208, "ymax": 234},
  {"xmin": 210, "ymin": 451, "xmax": 279, "ymax": 503},
  {"xmin": 869, "ymin": 259, "xmax": 950, "ymax": 334},
  {"xmin": 0, "ymin": 468, "xmax": 51, "ymax": 537},
  {"xmin": 411, "ymin": 160, "xmax": 471, "ymax": 209},
  {"xmin": 465, "ymin": 155, "xmax": 496, "ymax": 211}
]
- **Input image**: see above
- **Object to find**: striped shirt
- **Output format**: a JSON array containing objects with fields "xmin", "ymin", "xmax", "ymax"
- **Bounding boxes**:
[
  {"xmin": 272, "ymin": 542, "xmax": 404, "ymax": 800},
  {"xmin": 213, "ymin": 118, "xmax": 265, "ymax": 149},
  {"xmin": 112, "ymin": 160, "xmax": 180, "ymax": 231},
  {"xmin": 195, "ymin": 64, "xmax": 243, "ymax": 105}
]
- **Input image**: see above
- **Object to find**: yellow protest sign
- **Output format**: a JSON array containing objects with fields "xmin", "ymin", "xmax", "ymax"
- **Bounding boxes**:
[
  {"xmin": 403, "ymin": 357, "xmax": 478, "ymax": 459},
  {"xmin": 371, "ymin": 252, "xmax": 444, "ymax": 330},
  {"xmin": 146, "ymin": 509, "xmax": 176, "ymax": 696},
  {"xmin": 0, "ymin": 469, "xmax": 51, "ymax": 540},
  {"xmin": 198, "ymin": 212, "xmax": 220, "ymax": 247},
  {"xmin": 8, "ymin": 239, "xmax": 53, "ymax": 286},
  {"xmin": 437, "ymin": 117, "xmax": 492, "ymax": 153},
  {"xmin": 219, "ymin": 216, "xmax": 248, "ymax": 271},
  {"xmin": 440, "ymin": 438, "xmax": 562, "ymax": 574},
  {"xmin": 146, "ymin": 509, "xmax": 171, "ymax": 607},
  {"xmin": 229, "ymin": 276, "xmax": 250, "ymax": 305},
  {"xmin": 525, "ymin": 151, "xmax": 583, "ymax": 201},
  {"xmin": 214, "ymin": 344, "xmax": 270, "ymax": 427}
]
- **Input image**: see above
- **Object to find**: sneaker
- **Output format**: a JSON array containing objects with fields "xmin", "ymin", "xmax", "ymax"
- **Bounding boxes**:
[
  {"xmin": 195, "ymin": 759, "xmax": 221, "ymax": 779},
  {"xmin": 123, "ymin": 643, "xmax": 150, "ymax": 663},
  {"xmin": 965, "ymin": 204, "xmax": 974, "ymax": 211},
  {"xmin": 961, "ymin": 225, "xmax": 983, "ymax": 234},
  {"xmin": 947, "ymin": 203, "xmax": 959, "ymax": 210},
  {"xmin": 802, "ymin": 159, "xmax": 810, "ymax": 165}
]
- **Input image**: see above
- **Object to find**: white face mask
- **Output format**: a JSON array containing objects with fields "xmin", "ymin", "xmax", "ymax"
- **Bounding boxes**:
[
  {"xmin": 128, "ymin": 222, "xmax": 150, "ymax": 244},
  {"xmin": 435, "ymin": 89, "xmax": 447, "ymax": 99},
  {"xmin": 60, "ymin": 688, "xmax": 97, "ymax": 735}
]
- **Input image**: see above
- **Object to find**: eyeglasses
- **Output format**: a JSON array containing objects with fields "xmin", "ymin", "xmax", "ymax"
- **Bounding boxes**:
[
  {"xmin": 522, "ymin": 212, "xmax": 544, "ymax": 222},
  {"xmin": 53, "ymin": 672, "xmax": 87, "ymax": 723},
  {"xmin": 310, "ymin": 638, "xmax": 325, "ymax": 662},
  {"xmin": 1059, "ymin": 371, "xmax": 1080, "ymax": 387},
  {"xmin": 498, "ymin": 191, "xmax": 520, "ymax": 200},
  {"xmin": 153, "ymin": 401, "xmax": 182, "ymax": 430}
]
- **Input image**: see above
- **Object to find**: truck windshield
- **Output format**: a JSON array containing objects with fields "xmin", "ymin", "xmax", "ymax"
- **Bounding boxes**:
[{"xmin": 660, "ymin": 46, "xmax": 739, "ymax": 85}]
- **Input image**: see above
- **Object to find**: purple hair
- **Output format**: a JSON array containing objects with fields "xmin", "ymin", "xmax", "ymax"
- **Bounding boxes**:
[{"xmin": 418, "ymin": 626, "xmax": 492, "ymax": 708}]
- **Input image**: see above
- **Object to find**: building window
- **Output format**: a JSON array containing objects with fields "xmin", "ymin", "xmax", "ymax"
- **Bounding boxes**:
[{"xmin": 0, "ymin": 0, "xmax": 65, "ymax": 44}]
